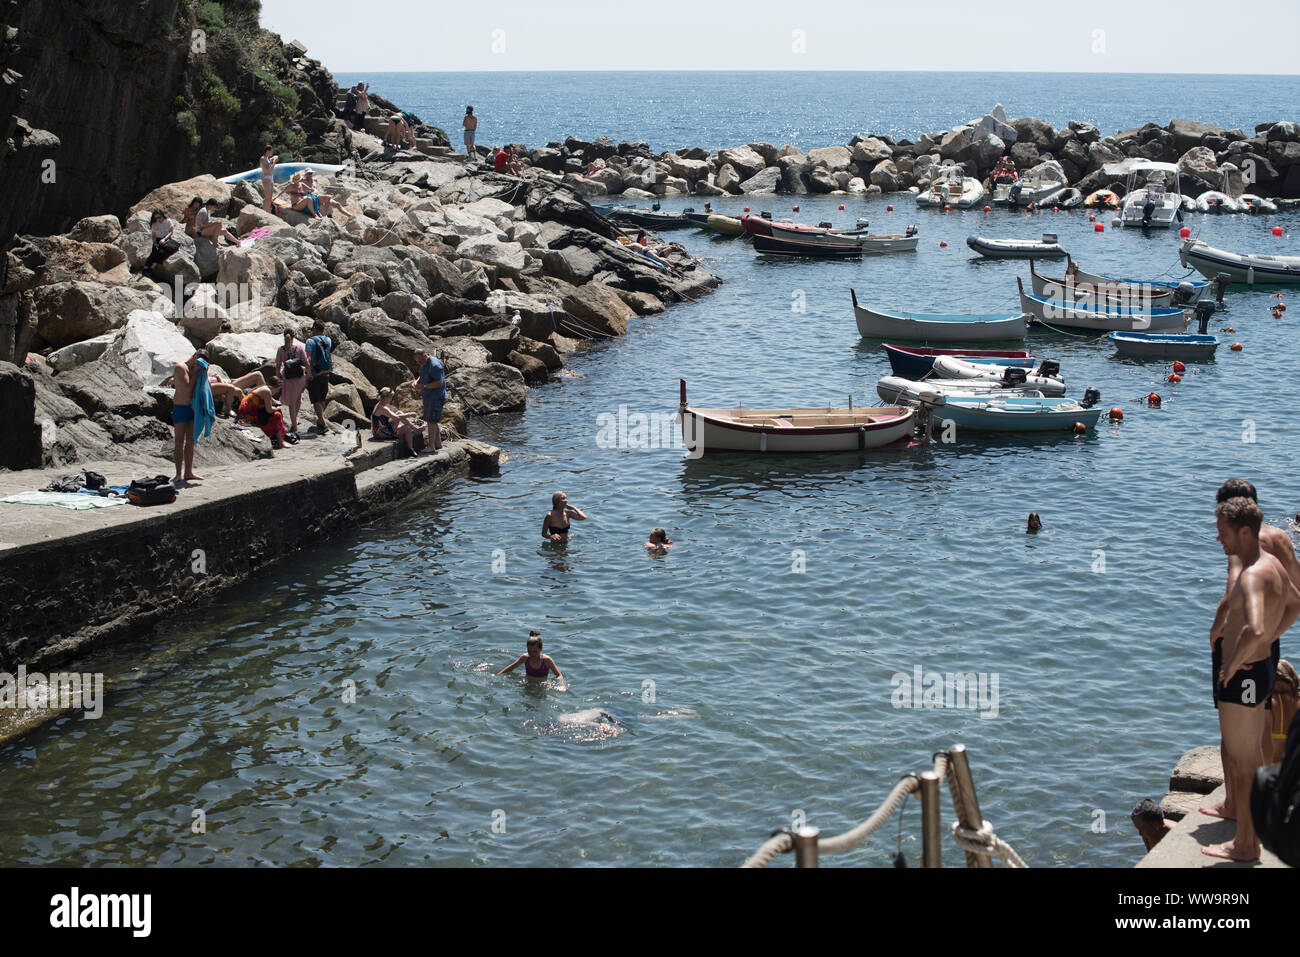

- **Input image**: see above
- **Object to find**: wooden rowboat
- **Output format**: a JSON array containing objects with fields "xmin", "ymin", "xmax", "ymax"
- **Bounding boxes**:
[
  {"xmin": 1109, "ymin": 332, "xmax": 1219, "ymax": 360},
  {"xmin": 754, "ymin": 233, "xmax": 863, "ymax": 257},
  {"xmin": 852, "ymin": 289, "xmax": 1028, "ymax": 342},
  {"xmin": 677, "ymin": 380, "xmax": 915, "ymax": 454},
  {"xmin": 1017, "ymin": 277, "xmax": 1192, "ymax": 332}
]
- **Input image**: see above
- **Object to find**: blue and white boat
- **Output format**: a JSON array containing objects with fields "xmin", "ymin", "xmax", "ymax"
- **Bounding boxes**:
[
  {"xmin": 1109, "ymin": 332, "xmax": 1219, "ymax": 360},
  {"xmin": 219, "ymin": 162, "xmax": 347, "ymax": 184},
  {"xmin": 853, "ymin": 290, "xmax": 1027, "ymax": 342},
  {"xmin": 1017, "ymin": 278, "xmax": 1192, "ymax": 332},
  {"xmin": 912, "ymin": 393, "xmax": 1104, "ymax": 433}
]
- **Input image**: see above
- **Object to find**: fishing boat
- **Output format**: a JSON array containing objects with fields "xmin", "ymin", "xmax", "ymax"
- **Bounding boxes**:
[
  {"xmin": 876, "ymin": 375, "xmax": 1045, "ymax": 405},
  {"xmin": 1105, "ymin": 159, "xmax": 1186, "ymax": 228},
  {"xmin": 915, "ymin": 165, "xmax": 985, "ymax": 208},
  {"xmin": 677, "ymin": 380, "xmax": 915, "ymax": 454},
  {"xmin": 966, "ymin": 234, "xmax": 1068, "ymax": 259},
  {"xmin": 1083, "ymin": 188, "xmax": 1122, "ymax": 210},
  {"xmin": 1196, "ymin": 191, "xmax": 1242, "ymax": 214},
  {"xmin": 1031, "ymin": 257, "xmax": 1210, "ymax": 300},
  {"xmin": 928, "ymin": 356, "xmax": 1066, "ymax": 396},
  {"xmin": 1109, "ymin": 331, "xmax": 1220, "ymax": 360},
  {"xmin": 1040, "ymin": 187, "xmax": 1084, "ymax": 209},
  {"xmin": 1003, "ymin": 162, "xmax": 1068, "ymax": 208},
  {"xmin": 989, "ymin": 156, "xmax": 1019, "ymax": 206},
  {"xmin": 742, "ymin": 215, "xmax": 865, "ymax": 239},
  {"xmin": 1239, "ymin": 194, "xmax": 1278, "ymax": 214},
  {"xmin": 759, "ymin": 218, "xmax": 919, "ymax": 252},
  {"xmin": 910, "ymin": 392, "xmax": 1103, "ymax": 433},
  {"xmin": 681, "ymin": 209, "xmax": 713, "ymax": 226},
  {"xmin": 1017, "ymin": 277, "xmax": 1192, "ymax": 331},
  {"xmin": 606, "ymin": 206, "xmax": 694, "ymax": 229},
  {"xmin": 219, "ymin": 162, "xmax": 347, "ymax": 184},
  {"xmin": 882, "ymin": 344, "xmax": 1035, "ymax": 379},
  {"xmin": 852, "ymin": 289, "xmax": 1028, "ymax": 341},
  {"xmin": 1179, "ymin": 238, "xmax": 1300, "ymax": 285},
  {"xmin": 704, "ymin": 214, "xmax": 745, "ymax": 235},
  {"xmin": 753, "ymin": 233, "xmax": 863, "ymax": 257}
]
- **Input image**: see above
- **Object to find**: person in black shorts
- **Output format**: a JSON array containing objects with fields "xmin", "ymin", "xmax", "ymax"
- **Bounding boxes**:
[{"xmin": 304, "ymin": 320, "xmax": 334, "ymax": 434}]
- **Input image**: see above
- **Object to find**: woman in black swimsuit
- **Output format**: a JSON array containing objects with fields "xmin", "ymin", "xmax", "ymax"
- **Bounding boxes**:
[
  {"xmin": 498, "ymin": 631, "xmax": 563, "ymax": 680},
  {"xmin": 542, "ymin": 491, "xmax": 586, "ymax": 542}
]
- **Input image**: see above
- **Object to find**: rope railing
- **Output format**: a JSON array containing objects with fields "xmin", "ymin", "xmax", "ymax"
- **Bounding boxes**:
[{"xmin": 740, "ymin": 744, "xmax": 1026, "ymax": 868}]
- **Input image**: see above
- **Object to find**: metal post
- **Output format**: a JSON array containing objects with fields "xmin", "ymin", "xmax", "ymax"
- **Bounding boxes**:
[
  {"xmin": 919, "ymin": 771, "xmax": 942, "ymax": 868},
  {"xmin": 792, "ymin": 826, "xmax": 820, "ymax": 868},
  {"xmin": 948, "ymin": 744, "xmax": 993, "ymax": 868}
]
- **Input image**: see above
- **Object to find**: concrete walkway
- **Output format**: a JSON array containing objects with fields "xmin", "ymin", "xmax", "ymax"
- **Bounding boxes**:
[{"xmin": 1138, "ymin": 784, "xmax": 1289, "ymax": 868}]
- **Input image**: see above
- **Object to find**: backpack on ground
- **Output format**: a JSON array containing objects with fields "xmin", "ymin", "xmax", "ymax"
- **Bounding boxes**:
[
  {"xmin": 127, "ymin": 475, "xmax": 177, "ymax": 506},
  {"xmin": 1251, "ymin": 711, "xmax": 1300, "ymax": 866}
]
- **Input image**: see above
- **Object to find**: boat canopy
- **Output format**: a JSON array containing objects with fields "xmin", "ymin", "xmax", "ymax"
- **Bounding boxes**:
[{"xmin": 1101, "ymin": 158, "xmax": 1180, "ymax": 176}]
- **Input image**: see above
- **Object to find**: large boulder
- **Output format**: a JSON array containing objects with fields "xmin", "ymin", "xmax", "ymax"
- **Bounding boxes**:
[
  {"xmin": 716, "ymin": 145, "xmax": 766, "ymax": 180},
  {"xmin": 204, "ymin": 332, "xmax": 284, "ymax": 377},
  {"xmin": 1086, "ymin": 140, "xmax": 1126, "ymax": 174},
  {"xmin": 25, "ymin": 235, "xmax": 130, "ymax": 285},
  {"xmin": 970, "ymin": 112, "xmax": 1018, "ymax": 146},
  {"xmin": 32, "ymin": 281, "xmax": 170, "ymax": 348},
  {"xmin": 1167, "ymin": 118, "xmax": 1228, "ymax": 154},
  {"xmin": 447, "ymin": 362, "xmax": 527, "ymax": 414},
  {"xmin": 345, "ymin": 309, "xmax": 435, "ymax": 370},
  {"xmin": 869, "ymin": 159, "xmax": 904, "ymax": 192},
  {"xmin": 1011, "ymin": 117, "xmax": 1055, "ymax": 149},
  {"xmin": 1178, "ymin": 146, "xmax": 1222, "ymax": 189},
  {"xmin": 67, "ymin": 215, "xmax": 123, "ymax": 245},
  {"xmin": 1265, "ymin": 120, "xmax": 1300, "ymax": 143},
  {"xmin": 715, "ymin": 163, "xmax": 743, "ymax": 193},
  {"xmin": 437, "ymin": 336, "xmax": 493, "ymax": 374},
  {"xmin": 47, "ymin": 333, "xmax": 116, "ymax": 373},
  {"xmin": 216, "ymin": 246, "xmax": 286, "ymax": 309},
  {"xmin": 130, "ymin": 174, "xmax": 233, "ymax": 220},
  {"xmin": 180, "ymin": 284, "xmax": 231, "ymax": 342},
  {"xmin": 663, "ymin": 155, "xmax": 711, "ymax": 183},
  {"xmin": 101, "ymin": 310, "xmax": 195, "ymax": 387},
  {"xmin": 523, "ymin": 179, "xmax": 620, "ymax": 240},
  {"xmin": 806, "ymin": 146, "xmax": 853, "ymax": 171},
  {"xmin": 454, "ymin": 235, "xmax": 529, "ymax": 277},
  {"xmin": 851, "ymin": 137, "xmax": 893, "ymax": 165},
  {"xmin": 739, "ymin": 166, "xmax": 782, "ymax": 194},
  {"xmin": 561, "ymin": 282, "xmax": 635, "ymax": 337}
]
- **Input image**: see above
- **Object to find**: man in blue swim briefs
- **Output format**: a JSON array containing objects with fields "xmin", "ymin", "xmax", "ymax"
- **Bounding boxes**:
[
  {"xmin": 1201, "ymin": 496, "xmax": 1300, "ymax": 862},
  {"xmin": 412, "ymin": 348, "xmax": 446, "ymax": 454},
  {"xmin": 171, "ymin": 352, "xmax": 204, "ymax": 483}
]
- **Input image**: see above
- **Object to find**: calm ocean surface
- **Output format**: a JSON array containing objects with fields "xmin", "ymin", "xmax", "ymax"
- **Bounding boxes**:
[{"xmin": 3, "ymin": 73, "xmax": 1300, "ymax": 868}]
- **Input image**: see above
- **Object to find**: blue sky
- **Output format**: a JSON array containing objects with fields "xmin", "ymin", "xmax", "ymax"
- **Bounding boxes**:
[{"xmin": 261, "ymin": 0, "xmax": 1300, "ymax": 73}]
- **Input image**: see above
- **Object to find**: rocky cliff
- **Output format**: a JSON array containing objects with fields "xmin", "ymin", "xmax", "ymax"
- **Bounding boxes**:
[{"xmin": 0, "ymin": 0, "xmax": 347, "ymax": 245}]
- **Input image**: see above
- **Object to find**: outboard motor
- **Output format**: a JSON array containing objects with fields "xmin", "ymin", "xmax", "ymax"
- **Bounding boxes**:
[
  {"xmin": 760, "ymin": 211, "xmax": 773, "ymax": 220},
  {"xmin": 1080, "ymin": 388, "xmax": 1101, "ymax": 409},
  {"xmin": 1141, "ymin": 200, "xmax": 1156, "ymax": 226},
  {"xmin": 1171, "ymin": 281, "xmax": 1197, "ymax": 306},
  {"xmin": 905, "ymin": 224, "xmax": 919, "ymax": 237},
  {"xmin": 651, "ymin": 202, "xmax": 661, "ymax": 212},
  {"xmin": 683, "ymin": 206, "xmax": 695, "ymax": 214},
  {"xmin": 818, "ymin": 221, "xmax": 834, "ymax": 229},
  {"xmin": 1194, "ymin": 299, "xmax": 1217, "ymax": 335},
  {"xmin": 1001, "ymin": 367, "xmax": 1029, "ymax": 387},
  {"xmin": 856, "ymin": 218, "xmax": 870, "ymax": 229},
  {"xmin": 1035, "ymin": 359, "xmax": 1061, "ymax": 379},
  {"xmin": 1212, "ymin": 272, "xmax": 1232, "ymax": 308}
]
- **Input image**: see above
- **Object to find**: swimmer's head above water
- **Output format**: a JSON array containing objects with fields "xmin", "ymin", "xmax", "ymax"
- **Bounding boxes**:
[{"xmin": 1026, "ymin": 512, "xmax": 1042, "ymax": 533}]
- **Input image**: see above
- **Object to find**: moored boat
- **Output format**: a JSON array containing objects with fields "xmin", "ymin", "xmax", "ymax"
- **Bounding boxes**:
[
  {"xmin": 1196, "ymin": 191, "xmax": 1242, "ymax": 214},
  {"xmin": 876, "ymin": 375, "xmax": 1045, "ymax": 405},
  {"xmin": 1239, "ymin": 194, "xmax": 1278, "ymax": 214},
  {"xmin": 915, "ymin": 165, "xmax": 985, "ymax": 208},
  {"xmin": 966, "ymin": 234, "xmax": 1068, "ymax": 259},
  {"xmin": 882, "ymin": 344, "xmax": 1034, "ymax": 379},
  {"xmin": 606, "ymin": 206, "xmax": 694, "ymax": 229},
  {"xmin": 1105, "ymin": 159, "xmax": 1186, "ymax": 228},
  {"xmin": 1083, "ymin": 188, "xmax": 1122, "ymax": 210},
  {"xmin": 1017, "ymin": 277, "xmax": 1193, "ymax": 332},
  {"xmin": 1003, "ymin": 162, "xmax": 1068, "ymax": 208},
  {"xmin": 929, "ymin": 356, "xmax": 1066, "ymax": 396},
  {"xmin": 704, "ymin": 214, "xmax": 745, "ymax": 235},
  {"xmin": 1179, "ymin": 238, "xmax": 1300, "ymax": 285},
  {"xmin": 1032, "ymin": 257, "xmax": 1211, "ymax": 299},
  {"xmin": 909, "ymin": 392, "xmax": 1104, "ymax": 433},
  {"xmin": 753, "ymin": 233, "xmax": 862, "ymax": 257},
  {"xmin": 852, "ymin": 289, "xmax": 1027, "ymax": 341},
  {"xmin": 677, "ymin": 380, "xmax": 915, "ymax": 454},
  {"xmin": 1039, "ymin": 187, "xmax": 1083, "ymax": 208},
  {"xmin": 1028, "ymin": 259, "xmax": 1185, "ymax": 307},
  {"xmin": 1109, "ymin": 331, "xmax": 1219, "ymax": 360}
]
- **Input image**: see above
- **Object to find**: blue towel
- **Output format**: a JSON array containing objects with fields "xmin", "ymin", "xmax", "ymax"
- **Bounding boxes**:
[{"xmin": 193, "ymin": 357, "xmax": 216, "ymax": 442}]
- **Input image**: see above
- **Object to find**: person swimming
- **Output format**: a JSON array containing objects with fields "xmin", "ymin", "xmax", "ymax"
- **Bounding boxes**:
[
  {"xmin": 542, "ymin": 491, "xmax": 586, "ymax": 542},
  {"xmin": 498, "ymin": 631, "xmax": 563, "ymax": 681},
  {"xmin": 1026, "ymin": 512, "xmax": 1042, "ymax": 533},
  {"xmin": 644, "ymin": 527, "xmax": 673, "ymax": 552}
]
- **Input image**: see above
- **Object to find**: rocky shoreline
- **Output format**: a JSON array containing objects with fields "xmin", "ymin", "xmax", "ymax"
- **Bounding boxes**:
[{"xmin": 520, "ymin": 107, "xmax": 1300, "ymax": 201}]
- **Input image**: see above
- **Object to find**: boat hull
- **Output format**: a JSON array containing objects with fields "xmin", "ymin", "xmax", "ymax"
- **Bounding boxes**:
[
  {"xmin": 1109, "ymin": 332, "xmax": 1219, "ymax": 360},
  {"xmin": 1180, "ymin": 239, "xmax": 1300, "ymax": 285},
  {"xmin": 679, "ymin": 406, "xmax": 915, "ymax": 454},
  {"xmin": 877, "ymin": 376, "xmax": 1044, "ymax": 404},
  {"xmin": 704, "ymin": 214, "xmax": 745, "ymax": 235},
  {"xmin": 754, "ymin": 233, "xmax": 861, "ymax": 257},
  {"xmin": 1019, "ymin": 284, "xmax": 1191, "ymax": 332},
  {"xmin": 967, "ymin": 236, "xmax": 1068, "ymax": 259},
  {"xmin": 925, "ymin": 397, "xmax": 1103, "ymax": 433},
  {"xmin": 883, "ymin": 344, "xmax": 1034, "ymax": 378}
]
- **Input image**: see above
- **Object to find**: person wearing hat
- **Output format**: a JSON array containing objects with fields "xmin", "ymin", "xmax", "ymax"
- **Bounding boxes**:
[{"xmin": 462, "ymin": 106, "xmax": 477, "ymax": 154}]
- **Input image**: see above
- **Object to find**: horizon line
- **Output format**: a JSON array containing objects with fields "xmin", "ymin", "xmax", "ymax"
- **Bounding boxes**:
[{"xmin": 326, "ymin": 67, "xmax": 1300, "ymax": 77}]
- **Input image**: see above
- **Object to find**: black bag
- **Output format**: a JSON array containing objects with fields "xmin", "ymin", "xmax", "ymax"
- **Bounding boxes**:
[
  {"xmin": 127, "ymin": 475, "xmax": 177, "ymax": 507},
  {"xmin": 283, "ymin": 358, "xmax": 305, "ymax": 379},
  {"xmin": 83, "ymin": 470, "xmax": 106, "ymax": 491},
  {"xmin": 1251, "ymin": 712, "xmax": 1300, "ymax": 867}
]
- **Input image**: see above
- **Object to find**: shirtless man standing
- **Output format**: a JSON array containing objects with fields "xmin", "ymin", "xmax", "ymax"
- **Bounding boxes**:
[
  {"xmin": 1202, "ymin": 496, "xmax": 1300, "ymax": 861},
  {"xmin": 171, "ymin": 352, "xmax": 205, "ymax": 483},
  {"xmin": 1204, "ymin": 479, "xmax": 1300, "ymax": 823}
]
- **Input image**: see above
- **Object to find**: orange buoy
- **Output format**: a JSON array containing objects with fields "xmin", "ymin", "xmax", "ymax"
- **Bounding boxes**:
[
  {"xmin": 1278, "ymin": 302, "xmax": 1287, "ymax": 312},
  {"xmin": 943, "ymin": 204, "xmax": 951, "ymax": 212},
  {"xmin": 983, "ymin": 205, "xmax": 990, "ymax": 212},
  {"xmin": 1273, "ymin": 307, "xmax": 1283, "ymax": 317},
  {"xmin": 743, "ymin": 206, "xmax": 750, "ymax": 213},
  {"xmin": 1274, "ymin": 226, "xmax": 1283, "ymax": 237},
  {"xmin": 1073, "ymin": 422, "xmax": 1087, "ymax": 434},
  {"xmin": 1052, "ymin": 206, "xmax": 1059, "ymax": 212},
  {"xmin": 1108, "ymin": 406, "xmax": 1124, "ymax": 421},
  {"xmin": 1094, "ymin": 222, "xmax": 1104, "ymax": 232},
  {"xmin": 939, "ymin": 241, "xmax": 948, "ymax": 247},
  {"xmin": 1089, "ymin": 213, "xmax": 1096, "ymax": 222},
  {"xmin": 1180, "ymin": 226, "xmax": 1190, "ymax": 238},
  {"xmin": 838, "ymin": 204, "xmax": 845, "ymax": 210},
  {"xmin": 887, "ymin": 205, "xmax": 894, "ymax": 211},
  {"xmin": 1172, "ymin": 360, "xmax": 1186, "ymax": 373},
  {"xmin": 1168, "ymin": 372, "xmax": 1182, "ymax": 383},
  {"xmin": 1231, "ymin": 342, "xmax": 1243, "ymax": 351},
  {"xmin": 1147, "ymin": 392, "xmax": 1161, "ymax": 407},
  {"xmin": 793, "ymin": 205, "xmax": 800, "ymax": 212},
  {"xmin": 1276, "ymin": 292, "xmax": 1285, "ymax": 299}
]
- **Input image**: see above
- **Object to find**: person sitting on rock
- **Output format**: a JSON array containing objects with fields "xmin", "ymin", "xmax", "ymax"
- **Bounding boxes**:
[
  {"xmin": 371, "ymin": 387, "xmax": 422, "ymax": 456},
  {"xmin": 205, "ymin": 368, "xmax": 269, "ymax": 416},
  {"xmin": 278, "ymin": 172, "xmax": 320, "ymax": 218},
  {"xmin": 197, "ymin": 198, "xmax": 240, "ymax": 246},
  {"xmin": 1264, "ymin": 659, "xmax": 1299, "ymax": 764},
  {"xmin": 300, "ymin": 170, "xmax": 354, "ymax": 220},
  {"xmin": 182, "ymin": 197, "xmax": 203, "ymax": 238},
  {"xmin": 145, "ymin": 210, "xmax": 179, "ymax": 276},
  {"xmin": 237, "ymin": 383, "xmax": 292, "ymax": 448},
  {"xmin": 493, "ymin": 146, "xmax": 510, "ymax": 173}
]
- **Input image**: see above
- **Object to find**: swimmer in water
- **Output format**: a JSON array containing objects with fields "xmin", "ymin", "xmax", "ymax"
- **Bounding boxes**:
[
  {"xmin": 542, "ymin": 491, "xmax": 586, "ymax": 542},
  {"xmin": 644, "ymin": 527, "xmax": 673, "ymax": 552},
  {"xmin": 1026, "ymin": 512, "xmax": 1042, "ymax": 533},
  {"xmin": 499, "ymin": 631, "xmax": 563, "ymax": 680}
]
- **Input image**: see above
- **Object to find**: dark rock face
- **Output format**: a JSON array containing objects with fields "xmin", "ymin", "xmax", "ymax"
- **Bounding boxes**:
[{"xmin": 0, "ymin": 361, "xmax": 41, "ymax": 469}]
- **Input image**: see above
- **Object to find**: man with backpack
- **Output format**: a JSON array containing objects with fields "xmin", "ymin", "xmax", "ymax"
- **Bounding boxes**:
[{"xmin": 304, "ymin": 320, "xmax": 335, "ymax": 434}]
